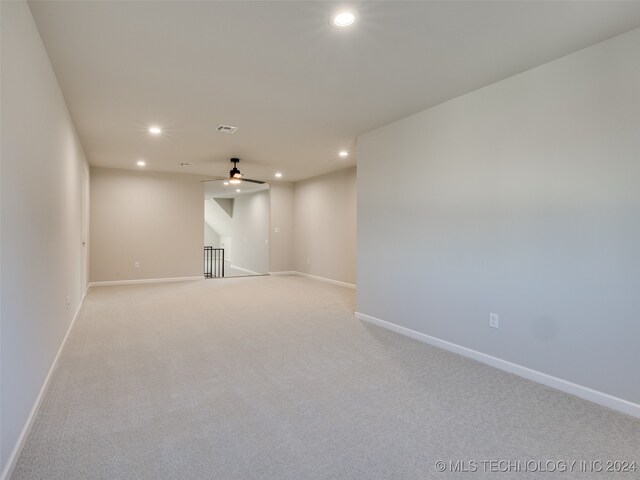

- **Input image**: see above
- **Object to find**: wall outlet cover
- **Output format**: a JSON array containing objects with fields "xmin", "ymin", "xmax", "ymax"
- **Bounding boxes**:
[{"xmin": 489, "ymin": 313, "xmax": 499, "ymax": 329}]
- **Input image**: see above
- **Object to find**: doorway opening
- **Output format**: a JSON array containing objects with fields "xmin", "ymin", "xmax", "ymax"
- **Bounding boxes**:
[{"xmin": 203, "ymin": 181, "xmax": 270, "ymax": 278}]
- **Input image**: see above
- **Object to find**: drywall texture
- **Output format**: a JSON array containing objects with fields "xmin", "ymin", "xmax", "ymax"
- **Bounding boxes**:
[
  {"xmin": 357, "ymin": 28, "xmax": 640, "ymax": 404},
  {"xmin": 204, "ymin": 222, "xmax": 220, "ymax": 247},
  {"xmin": 230, "ymin": 190, "xmax": 270, "ymax": 274},
  {"xmin": 90, "ymin": 168, "xmax": 204, "ymax": 282},
  {"xmin": 0, "ymin": 0, "xmax": 89, "ymax": 471},
  {"xmin": 294, "ymin": 168, "xmax": 356, "ymax": 285},
  {"xmin": 269, "ymin": 183, "xmax": 294, "ymax": 272},
  {"xmin": 204, "ymin": 199, "xmax": 232, "ymax": 241}
]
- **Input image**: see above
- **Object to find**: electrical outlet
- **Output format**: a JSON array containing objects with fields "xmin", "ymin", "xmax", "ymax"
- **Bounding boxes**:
[
  {"xmin": 489, "ymin": 313, "xmax": 499, "ymax": 329},
  {"xmin": 66, "ymin": 294, "xmax": 71, "ymax": 306},
  {"xmin": 134, "ymin": 261, "xmax": 140, "ymax": 269},
  {"xmin": 306, "ymin": 258, "xmax": 311, "ymax": 265}
]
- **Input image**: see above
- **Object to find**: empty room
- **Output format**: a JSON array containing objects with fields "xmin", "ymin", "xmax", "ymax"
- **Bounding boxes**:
[{"xmin": 2, "ymin": 1, "xmax": 640, "ymax": 479}]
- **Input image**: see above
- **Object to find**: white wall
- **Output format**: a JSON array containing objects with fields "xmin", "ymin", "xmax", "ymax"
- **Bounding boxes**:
[
  {"xmin": 219, "ymin": 237, "xmax": 232, "ymax": 264},
  {"xmin": 294, "ymin": 168, "xmax": 357, "ymax": 285},
  {"xmin": 0, "ymin": 0, "xmax": 89, "ymax": 473},
  {"xmin": 230, "ymin": 190, "xmax": 270, "ymax": 274},
  {"xmin": 90, "ymin": 168, "xmax": 204, "ymax": 282},
  {"xmin": 269, "ymin": 182, "xmax": 294, "ymax": 272},
  {"xmin": 357, "ymin": 28, "xmax": 640, "ymax": 405},
  {"xmin": 204, "ymin": 198, "xmax": 232, "ymax": 242},
  {"xmin": 204, "ymin": 222, "xmax": 220, "ymax": 247}
]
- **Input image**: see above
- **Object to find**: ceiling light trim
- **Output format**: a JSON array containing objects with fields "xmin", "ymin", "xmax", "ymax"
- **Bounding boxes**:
[{"xmin": 330, "ymin": 10, "xmax": 357, "ymax": 28}]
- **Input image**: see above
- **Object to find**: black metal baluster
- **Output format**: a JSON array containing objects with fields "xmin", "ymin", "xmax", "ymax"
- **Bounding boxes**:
[{"xmin": 204, "ymin": 247, "xmax": 226, "ymax": 278}]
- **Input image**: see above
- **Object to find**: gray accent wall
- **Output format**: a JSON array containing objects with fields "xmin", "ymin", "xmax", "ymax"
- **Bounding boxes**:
[
  {"xmin": 230, "ymin": 190, "xmax": 270, "ymax": 274},
  {"xmin": 294, "ymin": 168, "xmax": 357, "ymax": 285},
  {"xmin": 90, "ymin": 168, "xmax": 204, "ymax": 282},
  {"xmin": 1, "ymin": 0, "xmax": 90, "ymax": 471},
  {"xmin": 269, "ymin": 183, "xmax": 294, "ymax": 273},
  {"xmin": 357, "ymin": 28, "xmax": 640, "ymax": 404}
]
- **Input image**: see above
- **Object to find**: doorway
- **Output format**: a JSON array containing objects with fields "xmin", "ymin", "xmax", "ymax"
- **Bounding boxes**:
[{"xmin": 203, "ymin": 181, "xmax": 270, "ymax": 278}]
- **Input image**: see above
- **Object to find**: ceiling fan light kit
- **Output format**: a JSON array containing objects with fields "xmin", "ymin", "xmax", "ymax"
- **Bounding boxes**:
[
  {"xmin": 229, "ymin": 158, "xmax": 243, "ymax": 179},
  {"xmin": 202, "ymin": 158, "xmax": 266, "ymax": 185},
  {"xmin": 225, "ymin": 158, "xmax": 265, "ymax": 184}
]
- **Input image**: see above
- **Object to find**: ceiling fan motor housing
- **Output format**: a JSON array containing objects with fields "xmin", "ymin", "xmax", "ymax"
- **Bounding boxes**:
[{"xmin": 229, "ymin": 158, "xmax": 242, "ymax": 178}]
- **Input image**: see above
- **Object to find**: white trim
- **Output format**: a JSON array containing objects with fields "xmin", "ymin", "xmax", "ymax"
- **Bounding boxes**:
[
  {"xmin": 294, "ymin": 271, "xmax": 356, "ymax": 289},
  {"xmin": 268, "ymin": 271, "xmax": 296, "ymax": 276},
  {"xmin": 229, "ymin": 265, "xmax": 261, "ymax": 275},
  {"xmin": 88, "ymin": 276, "xmax": 203, "ymax": 287},
  {"xmin": 355, "ymin": 311, "xmax": 640, "ymax": 419},
  {"xmin": 1, "ymin": 301, "xmax": 84, "ymax": 480}
]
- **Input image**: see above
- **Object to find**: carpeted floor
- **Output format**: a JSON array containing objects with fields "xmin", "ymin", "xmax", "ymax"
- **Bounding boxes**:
[{"xmin": 10, "ymin": 276, "xmax": 640, "ymax": 479}]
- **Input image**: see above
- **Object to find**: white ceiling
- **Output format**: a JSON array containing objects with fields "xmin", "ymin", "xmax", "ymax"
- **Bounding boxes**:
[{"xmin": 29, "ymin": 1, "xmax": 640, "ymax": 182}]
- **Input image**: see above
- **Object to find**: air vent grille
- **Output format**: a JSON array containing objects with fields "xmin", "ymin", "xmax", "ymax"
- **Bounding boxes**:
[{"xmin": 216, "ymin": 125, "xmax": 237, "ymax": 134}]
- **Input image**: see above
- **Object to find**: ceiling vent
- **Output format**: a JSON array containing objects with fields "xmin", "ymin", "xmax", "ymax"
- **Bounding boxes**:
[{"xmin": 216, "ymin": 125, "xmax": 238, "ymax": 134}]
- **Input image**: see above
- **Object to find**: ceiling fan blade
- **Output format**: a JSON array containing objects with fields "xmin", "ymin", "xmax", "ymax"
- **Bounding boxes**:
[
  {"xmin": 200, "ymin": 177, "xmax": 227, "ymax": 183},
  {"xmin": 201, "ymin": 159, "xmax": 265, "ymax": 184}
]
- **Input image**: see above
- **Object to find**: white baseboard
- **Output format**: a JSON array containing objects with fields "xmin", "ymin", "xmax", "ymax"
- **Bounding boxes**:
[
  {"xmin": 266, "ymin": 270, "xmax": 356, "ymax": 289},
  {"xmin": 355, "ymin": 311, "xmax": 640, "ymax": 419},
  {"xmin": 1, "ymin": 301, "xmax": 85, "ymax": 480},
  {"xmin": 293, "ymin": 271, "xmax": 356, "ymax": 289},
  {"xmin": 229, "ymin": 265, "xmax": 261, "ymax": 275},
  {"xmin": 88, "ymin": 276, "xmax": 203, "ymax": 287}
]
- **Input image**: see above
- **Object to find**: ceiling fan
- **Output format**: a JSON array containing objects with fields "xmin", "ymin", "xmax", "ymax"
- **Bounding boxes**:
[{"xmin": 202, "ymin": 158, "xmax": 265, "ymax": 185}]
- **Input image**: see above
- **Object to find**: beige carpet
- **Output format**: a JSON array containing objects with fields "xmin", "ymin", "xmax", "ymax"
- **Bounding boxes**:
[{"xmin": 10, "ymin": 276, "xmax": 640, "ymax": 479}]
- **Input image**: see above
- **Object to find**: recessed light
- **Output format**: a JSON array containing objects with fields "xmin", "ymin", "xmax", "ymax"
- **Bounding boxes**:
[
  {"xmin": 223, "ymin": 181, "xmax": 230, "ymax": 186},
  {"xmin": 148, "ymin": 126, "xmax": 162, "ymax": 135},
  {"xmin": 330, "ymin": 10, "xmax": 356, "ymax": 28},
  {"xmin": 236, "ymin": 189, "xmax": 241, "ymax": 193},
  {"xmin": 136, "ymin": 160, "xmax": 146, "ymax": 167},
  {"xmin": 339, "ymin": 150, "xmax": 349, "ymax": 157},
  {"xmin": 274, "ymin": 172, "xmax": 283, "ymax": 178}
]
